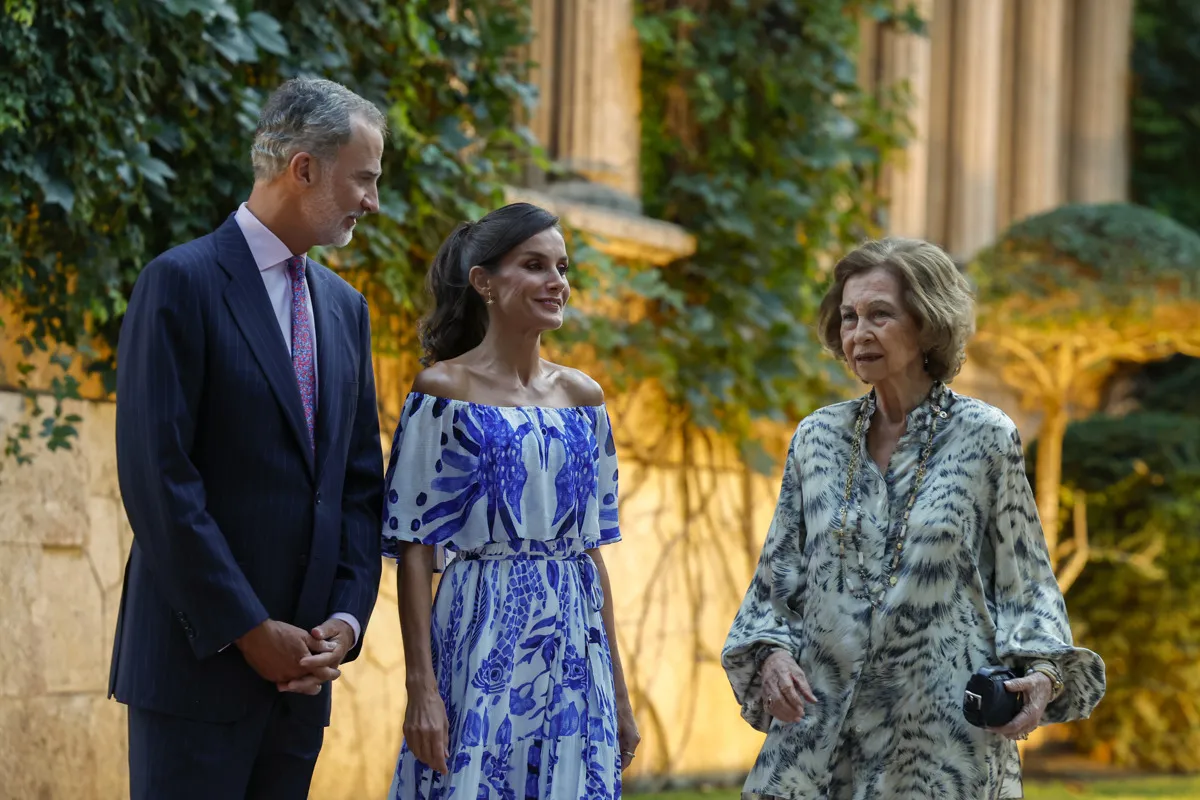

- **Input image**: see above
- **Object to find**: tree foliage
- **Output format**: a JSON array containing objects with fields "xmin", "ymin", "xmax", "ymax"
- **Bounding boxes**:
[
  {"xmin": 1132, "ymin": 353, "xmax": 1200, "ymax": 417},
  {"xmin": 1055, "ymin": 365, "xmax": 1200, "ymax": 771},
  {"xmin": 972, "ymin": 203, "xmax": 1200, "ymax": 322},
  {"xmin": 1130, "ymin": 0, "xmax": 1200, "ymax": 233},
  {"xmin": 0, "ymin": 0, "xmax": 538, "ymax": 458}
]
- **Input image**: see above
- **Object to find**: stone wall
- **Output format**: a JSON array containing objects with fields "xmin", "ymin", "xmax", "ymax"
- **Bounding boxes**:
[
  {"xmin": 0, "ymin": 361, "xmax": 1049, "ymax": 798},
  {"xmin": 0, "ymin": 392, "xmax": 129, "ymax": 799},
  {"xmin": 0, "ymin": 388, "xmax": 775, "ymax": 798}
]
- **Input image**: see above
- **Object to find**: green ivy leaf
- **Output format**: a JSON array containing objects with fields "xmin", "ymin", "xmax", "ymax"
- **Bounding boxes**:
[
  {"xmin": 41, "ymin": 177, "xmax": 74, "ymax": 213},
  {"xmin": 134, "ymin": 153, "xmax": 178, "ymax": 189},
  {"xmin": 204, "ymin": 24, "xmax": 258, "ymax": 64},
  {"xmin": 243, "ymin": 11, "xmax": 288, "ymax": 57}
]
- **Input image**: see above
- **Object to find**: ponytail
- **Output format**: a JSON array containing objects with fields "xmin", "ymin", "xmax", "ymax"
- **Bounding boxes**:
[
  {"xmin": 417, "ymin": 203, "xmax": 562, "ymax": 365},
  {"xmin": 418, "ymin": 223, "xmax": 483, "ymax": 365}
]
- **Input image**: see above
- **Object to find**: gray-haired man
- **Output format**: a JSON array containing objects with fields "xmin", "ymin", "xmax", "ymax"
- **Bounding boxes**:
[{"xmin": 109, "ymin": 78, "xmax": 386, "ymax": 799}]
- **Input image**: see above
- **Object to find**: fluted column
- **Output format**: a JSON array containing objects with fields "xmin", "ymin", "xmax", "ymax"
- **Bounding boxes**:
[
  {"xmin": 925, "ymin": 0, "xmax": 953, "ymax": 247},
  {"xmin": 1011, "ymin": 0, "xmax": 1067, "ymax": 222},
  {"xmin": 879, "ymin": 0, "xmax": 934, "ymax": 239},
  {"xmin": 557, "ymin": 0, "xmax": 641, "ymax": 203},
  {"xmin": 1069, "ymin": 0, "xmax": 1133, "ymax": 203},
  {"xmin": 527, "ymin": 0, "xmax": 557, "ymax": 148},
  {"xmin": 995, "ymin": 0, "xmax": 1017, "ymax": 234},
  {"xmin": 522, "ymin": 0, "xmax": 559, "ymax": 187},
  {"xmin": 947, "ymin": 0, "xmax": 1005, "ymax": 259}
]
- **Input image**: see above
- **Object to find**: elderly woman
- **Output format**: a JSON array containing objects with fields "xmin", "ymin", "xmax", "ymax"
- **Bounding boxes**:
[{"xmin": 722, "ymin": 238, "xmax": 1105, "ymax": 800}]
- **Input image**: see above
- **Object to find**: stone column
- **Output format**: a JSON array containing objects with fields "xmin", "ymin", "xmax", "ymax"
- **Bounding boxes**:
[
  {"xmin": 1058, "ymin": 0, "xmax": 1076, "ymax": 198},
  {"xmin": 925, "ymin": 0, "xmax": 953, "ymax": 247},
  {"xmin": 1011, "ymin": 0, "xmax": 1067, "ymax": 222},
  {"xmin": 995, "ymin": 0, "xmax": 1016, "ymax": 233},
  {"xmin": 879, "ymin": 0, "xmax": 934, "ymax": 239},
  {"xmin": 555, "ymin": 0, "xmax": 642, "ymax": 210},
  {"xmin": 526, "ymin": 0, "xmax": 558, "ymax": 150},
  {"xmin": 1069, "ymin": 0, "xmax": 1133, "ymax": 203},
  {"xmin": 858, "ymin": 15, "xmax": 880, "ymax": 93},
  {"xmin": 522, "ymin": 0, "xmax": 559, "ymax": 187},
  {"xmin": 947, "ymin": 0, "xmax": 1005, "ymax": 259}
]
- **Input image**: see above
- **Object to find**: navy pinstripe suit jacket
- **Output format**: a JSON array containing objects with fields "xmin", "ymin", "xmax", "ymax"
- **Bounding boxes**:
[{"xmin": 109, "ymin": 214, "xmax": 384, "ymax": 725}]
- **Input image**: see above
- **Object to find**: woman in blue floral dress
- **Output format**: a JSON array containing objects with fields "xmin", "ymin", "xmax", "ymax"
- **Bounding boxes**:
[{"xmin": 382, "ymin": 203, "xmax": 639, "ymax": 799}]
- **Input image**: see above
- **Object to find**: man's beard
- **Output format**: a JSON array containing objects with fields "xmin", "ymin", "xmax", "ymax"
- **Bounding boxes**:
[{"xmin": 304, "ymin": 184, "xmax": 356, "ymax": 248}]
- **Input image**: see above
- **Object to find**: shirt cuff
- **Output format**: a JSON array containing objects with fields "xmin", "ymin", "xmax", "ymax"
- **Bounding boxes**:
[{"xmin": 330, "ymin": 612, "xmax": 361, "ymax": 648}]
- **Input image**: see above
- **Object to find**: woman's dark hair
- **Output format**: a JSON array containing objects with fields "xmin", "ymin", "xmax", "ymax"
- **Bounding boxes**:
[{"xmin": 419, "ymin": 202, "xmax": 561, "ymax": 364}]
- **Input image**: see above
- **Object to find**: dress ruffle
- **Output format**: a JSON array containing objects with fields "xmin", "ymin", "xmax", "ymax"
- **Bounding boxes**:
[{"xmin": 382, "ymin": 394, "xmax": 621, "ymax": 568}]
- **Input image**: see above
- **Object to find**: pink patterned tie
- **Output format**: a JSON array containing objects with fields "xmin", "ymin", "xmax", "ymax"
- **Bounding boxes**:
[{"xmin": 287, "ymin": 255, "xmax": 316, "ymax": 448}]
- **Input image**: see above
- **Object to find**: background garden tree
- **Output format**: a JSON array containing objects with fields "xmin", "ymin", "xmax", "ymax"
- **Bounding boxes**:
[
  {"xmin": 1052, "ymin": 358, "xmax": 1200, "ymax": 770},
  {"xmin": 968, "ymin": 203, "xmax": 1200, "ymax": 592}
]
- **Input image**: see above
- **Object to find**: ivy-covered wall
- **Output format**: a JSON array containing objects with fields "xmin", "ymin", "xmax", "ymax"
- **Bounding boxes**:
[
  {"xmin": 0, "ymin": 0, "xmax": 538, "ymax": 456},
  {"xmin": 628, "ymin": 0, "xmax": 915, "ymax": 464},
  {"xmin": 1, "ymin": 0, "xmax": 916, "ymax": 469},
  {"xmin": 0, "ymin": 1, "xmax": 925, "ymax": 795}
]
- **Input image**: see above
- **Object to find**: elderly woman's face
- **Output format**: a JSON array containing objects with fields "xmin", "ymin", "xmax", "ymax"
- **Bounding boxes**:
[{"xmin": 839, "ymin": 267, "xmax": 923, "ymax": 385}]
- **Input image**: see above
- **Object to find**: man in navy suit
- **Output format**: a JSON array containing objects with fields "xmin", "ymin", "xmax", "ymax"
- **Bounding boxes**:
[{"xmin": 110, "ymin": 78, "xmax": 386, "ymax": 799}]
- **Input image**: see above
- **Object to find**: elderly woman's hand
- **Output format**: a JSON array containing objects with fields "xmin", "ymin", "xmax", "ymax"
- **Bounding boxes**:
[
  {"xmin": 986, "ymin": 672, "xmax": 1053, "ymax": 740},
  {"xmin": 759, "ymin": 649, "xmax": 818, "ymax": 724}
]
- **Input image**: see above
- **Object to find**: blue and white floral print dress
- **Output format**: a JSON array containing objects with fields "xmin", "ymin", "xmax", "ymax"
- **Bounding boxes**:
[{"xmin": 382, "ymin": 392, "xmax": 623, "ymax": 800}]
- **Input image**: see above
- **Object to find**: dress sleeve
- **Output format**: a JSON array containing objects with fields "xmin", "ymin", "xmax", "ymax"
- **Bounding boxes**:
[
  {"xmin": 990, "ymin": 422, "xmax": 1106, "ymax": 724},
  {"xmin": 595, "ymin": 407, "xmax": 621, "ymax": 546},
  {"xmin": 721, "ymin": 425, "xmax": 807, "ymax": 733},
  {"xmin": 381, "ymin": 394, "xmax": 449, "ymax": 571}
]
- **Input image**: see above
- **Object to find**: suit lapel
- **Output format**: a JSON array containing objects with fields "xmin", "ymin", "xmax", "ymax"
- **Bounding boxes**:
[
  {"xmin": 308, "ymin": 263, "xmax": 340, "ymax": 483},
  {"xmin": 215, "ymin": 216, "xmax": 315, "ymax": 478}
]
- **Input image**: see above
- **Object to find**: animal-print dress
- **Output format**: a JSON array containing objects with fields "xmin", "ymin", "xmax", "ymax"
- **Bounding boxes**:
[{"xmin": 722, "ymin": 386, "xmax": 1105, "ymax": 800}]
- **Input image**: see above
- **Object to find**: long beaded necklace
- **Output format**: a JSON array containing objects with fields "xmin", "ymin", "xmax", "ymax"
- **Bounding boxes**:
[{"xmin": 835, "ymin": 382, "xmax": 948, "ymax": 607}]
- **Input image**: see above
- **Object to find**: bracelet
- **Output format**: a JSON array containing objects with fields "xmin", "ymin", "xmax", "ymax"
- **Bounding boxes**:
[{"xmin": 1026, "ymin": 661, "xmax": 1065, "ymax": 701}]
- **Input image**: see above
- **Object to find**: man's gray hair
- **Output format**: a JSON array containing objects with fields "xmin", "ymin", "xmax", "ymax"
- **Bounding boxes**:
[{"xmin": 251, "ymin": 78, "xmax": 387, "ymax": 181}]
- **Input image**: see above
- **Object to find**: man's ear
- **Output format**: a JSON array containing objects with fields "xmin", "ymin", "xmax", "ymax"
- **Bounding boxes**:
[{"xmin": 287, "ymin": 151, "xmax": 316, "ymax": 186}]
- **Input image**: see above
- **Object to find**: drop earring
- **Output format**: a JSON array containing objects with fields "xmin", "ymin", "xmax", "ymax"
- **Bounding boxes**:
[{"xmin": 485, "ymin": 287, "xmax": 495, "ymax": 306}]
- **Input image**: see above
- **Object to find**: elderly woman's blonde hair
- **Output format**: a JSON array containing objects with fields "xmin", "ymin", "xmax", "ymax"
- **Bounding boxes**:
[{"xmin": 816, "ymin": 238, "xmax": 976, "ymax": 382}]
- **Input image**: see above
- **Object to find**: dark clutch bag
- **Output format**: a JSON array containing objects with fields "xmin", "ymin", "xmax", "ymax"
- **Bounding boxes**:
[{"xmin": 962, "ymin": 666, "xmax": 1023, "ymax": 728}]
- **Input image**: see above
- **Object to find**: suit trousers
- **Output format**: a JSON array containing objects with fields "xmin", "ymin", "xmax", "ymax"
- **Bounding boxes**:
[{"xmin": 127, "ymin": 695, "xmax": 324, "ymax": 800}]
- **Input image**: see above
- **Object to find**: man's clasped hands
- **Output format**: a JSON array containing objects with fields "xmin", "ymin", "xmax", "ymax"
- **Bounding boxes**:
[{"xmin": 235, "ymin": 618, "xmax": 356, "ymax": 695}]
